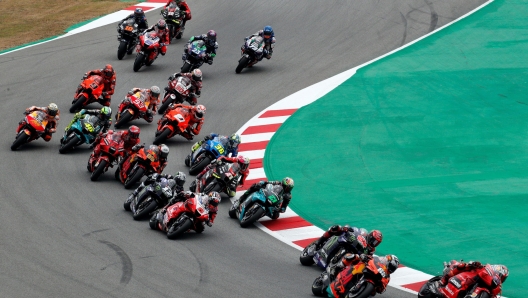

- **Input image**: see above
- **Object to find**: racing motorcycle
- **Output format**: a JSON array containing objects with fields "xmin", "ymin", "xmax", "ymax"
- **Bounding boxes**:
[
  {"xmin": 59, "ymin": 115, "xmax": 100, "ymax": 154},
  {"xmin": 186, "ymin": 136, "xmax": 228, "ymax": 175},
  {"xmin": 181, "ymin": 40, "xmax": 208, "ymax": 73},
  {"xmin": 157, "ymin": 75, "xmax": 194, "ymax": 115},
  {"xmin": 114, "ymin": 91, "xmax": 149, "ymax": 128},
  {"xmin": 418, "ymin": 260, "xmax": 501, "ymax": 298},
  {"xmin": 87, "ymin": 131, "xmax": 124, "ymax": 181},
  {"xmin": 228, "ymin": 183, "xmax": 283, "ymax": 228},
  {"xmin": 116, "ymin": 144, "xmax": 160, "ymax": 189},
  {"xmin": 160, "ymin": 3, "xmax": 185, "ymax": 42},
  {"xmin": 133, "ymin": 31, "xmax": 161, "ymax": 72},
  {"xmin": 300, "ymin": 229, "xmax": 369, "ymax": 269},
  {"xmin": 124, "ymin": 178, "xmax": 174, "ymax": 220},
  {"xmin": 117, "ymin": 18, "xmax": 139, "ymax": 60},
  {"xmin": 11, "ymin": 110, "xmax": 49, "ymax": 151},
  {"xmin": 153, "ymin": 105, "xmax": 192, "ymax": 145},
  {"xmin": 312, "ymin": 255, "xmax": 392, "ymax": 298},
  {"xmin": 70, "ymin": 75, "xmax": 105, "ymax": 113},
  {"xmin": 236, "ymin": 36, "xmax": 265, "ymax": 74},
  {"xmin": 149, "ymin": 194, "xmax": 210, "ymax": 239},
  {"xmin": 189, "ymin": 161, "xmax": 242, "ymax": 195}
]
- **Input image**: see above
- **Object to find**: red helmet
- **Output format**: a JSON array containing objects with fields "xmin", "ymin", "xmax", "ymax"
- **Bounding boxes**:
[
  {"xmin": 123, "ymin": 125, "xmax": 140, "ymax": 143},
  {"xmin": 237, "ymin": 155, "xmax": 250, "ymax": 171},
  {"xmin": 103, "ymin": 64, "xmax": 114, "ymax": 78},
  {"xmin": 194, "ymin": 104, "xmax": 206, "ymax": 119},
  {"xmin": 367, "ymin": 230, "xmax": 383, "ymax": 248}
]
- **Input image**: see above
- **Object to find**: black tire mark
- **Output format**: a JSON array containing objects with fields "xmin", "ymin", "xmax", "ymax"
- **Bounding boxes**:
[
  {"xmin": 99, "ymin": 240, "xmax": 133, "ymax": 285},
  {"xmin": 424, "ymin": 0, "xmax": 439, "ymax": 32},
  {"xmin": 399, "ymin": 11, "xmax": 409, "ymax": 46}
]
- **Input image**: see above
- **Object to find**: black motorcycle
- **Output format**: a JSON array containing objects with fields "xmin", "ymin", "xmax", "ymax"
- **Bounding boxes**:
[
  {"xmin": 160, "ymin": 3, "xmax": 185, "ymax": 42},
  {"xmin": 124, "ymin": 178, "xmax": 175, "ymax": 220},
  {"xmin": 236, "ymin": 36, "xmax": 265, "ymax": 73},
  {"xmin": 189, "ymin": 162, "xmax": 242, "ymax": 195},
  {"xmin": 117, "ymin": 18, "xmax": 139, "ymax": 60}
]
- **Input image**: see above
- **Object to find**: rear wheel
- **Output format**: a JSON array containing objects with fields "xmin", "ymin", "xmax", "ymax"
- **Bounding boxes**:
[
  {"xmin": 132, "ymin": 199, "xmax": 158, "ymax": 220},
  {"xmin": 70, "ymin": 95, "xmax": 86, "ymax": 113},
  {"xmin": 90, "ymin": 160, "xmax": 107, "ymax": 181},
  {"xmin": 189, "ymin": 156, "xmax": 211, "ymax": 175},
  {"xmin": 203, "ymin": 182, "xmax": 222, "ymax": 193},
  {"xmin": 228, "ymin": 204, "xmax": 237, "ymax": 219},
  {"xmin": 167, "ymin": 217, "xmax": 193, "ymax": 239},
  {"xmin": 345, "ymin": 282, "xmax": 374, "ymax": 298},
  {"xmin": 59, "ymin": 135, "xmax": 80, "ymax": 154},
  {"xmin": 153, "ymin": 129, "xmax": 171, "ymax": 145},
  {"xmin": 240, "ymin": 205, "xmax": 265, "ymax": 228},
  {"xmin": 117, "ymin": 41, "xmax": 127, "ymax": 60},
  {"xmin": 11, "ymin": 133, "xmax": 29, "ymax": 151},
  {"xmin": 133, "ymin": 53, "xmax": 145, "ymax": 72},
  {"xmin": 181, "ymin": 62, "xmax": 192, "ymax": 73},
  {"xmin": 236, "ymin": 56, "xmax": 250, "ymax": 74},
  {"xmin": 124, "ymin": 167, "xmax": 145, "ymax": 189},
  {"xmin": 300, "ymin": 243, "xmax": 316, "ymax": 266},
  {"xmin": 176, "ymin": 30, "xmax": 183, "ymax": 39},
  {"xmin": 149, "ymin": 213, "xmax": 159, "ymax": 230},
  {"xmin": 114, "ymin": 110, "xmax": 133, "ymax": 128},
  {"xmin": 157, "ymin": 95, "xmax": 175, "ymax": 115}
]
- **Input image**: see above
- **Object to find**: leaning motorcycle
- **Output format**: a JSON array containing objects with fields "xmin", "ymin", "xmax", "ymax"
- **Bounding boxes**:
[
  {"xmin": 312, "ymin": 256, "xmax": 391, "ymax": 298},
  {"xmin": 181, "ymin": 40, "xmax": 207, "ymax": 73},
  {"xmin": 114, "ymin": 91, "xmax": 149, "ymax": 128},
  {"xmin": 87, "ymin": 132, "xmax": 124, "ymax": 181},
  {"xmin": 157, "ymin": 75, "xmax": 194, "ymax": 115},
  {"xmin": 59, "ymin": 115, "xmax": 100, "ymax": 154},
  {"xmin": 153, "ymin": 105, "xmax": 192, "ymax": 145},
  {"xmin": 70, "ymin": 75, "xmax": 105, "ymax": 113},
  {"xmin": 149, "ymin": 194, "xmax": 210, "ymax": 239},
  {"xmin": 228, "ymin": 183, "xmax": 282, "ymax": 228},
  {"xmin": 133, "ymin": 31, "xmax": 161, "ymax": 72},
  {"xmin": 189, "ymin": 161, "xmax": 242, "ymax": 194},
  {"xmin": 236, "ymin": 36, "xmax": 265, "ymax": 73},
  {"xmin": 116, "ymin": 145, "xmax": 160, "ymax": 189},
  {"xmin": 11, "ymin": 110, "xmax": 49, "ymax": 151},
  {"xmin": 186, "ymin": 136, "xmax": 228, "ymax": 175},
  {"xmin": 160, "ymin": 3, "xmax": 185, "ymax": 42},
  {"xmin": 124, "ymin": 178, "xmax": 174, "ymax": 220},
  {"xmin": 117, "ymin": 18, "xmax": 139, "ymax": 60}
]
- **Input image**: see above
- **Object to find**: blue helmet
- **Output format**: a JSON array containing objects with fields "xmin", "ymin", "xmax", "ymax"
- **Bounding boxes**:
[
  {"xmin": 134, "ymin": 8, "xmax": 145, "ymax": 20},
  {"xmin": 263, "ymin": 26, "xmax": 273, "ymax": 38}
]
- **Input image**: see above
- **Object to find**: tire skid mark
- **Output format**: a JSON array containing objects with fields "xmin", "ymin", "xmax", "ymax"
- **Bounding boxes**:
[
  {"xmin": 424, "ymin": 0, "xmax": 439, "ymax": 32},
  {"xmin": 99, "ymin": 240, "xmax": 133, "ymax": 285},
  {"xmin": 399, "ymin": 11, "xmax": 409, "ymax": 46}
]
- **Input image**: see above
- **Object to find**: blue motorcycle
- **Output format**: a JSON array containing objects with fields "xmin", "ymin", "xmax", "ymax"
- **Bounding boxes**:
[
  {"xmin": 181, "ymin": 40, "xmax": 208, "ymax": 73},
  {"xmin": 186, "ymin": 136, "xmax": 228, "ymax": 175},
  {"xmin": 228, "ymin": 183, "xmax": 283, "ymax": 228},
  {"xmin": 59, "ymin": 116, "xmax": 99, "ymax": 154}
]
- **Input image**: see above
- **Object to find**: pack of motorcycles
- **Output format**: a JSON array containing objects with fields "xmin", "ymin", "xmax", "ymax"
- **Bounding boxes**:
[{"xmin": 10, "ymin": 7, "xmax": 503, "ymax": 298}]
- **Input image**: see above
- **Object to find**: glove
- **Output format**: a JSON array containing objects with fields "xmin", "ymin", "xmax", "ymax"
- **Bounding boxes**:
[
  {"xmin": 280, "ymin": 207, "xmax": 286, "ymax": 213},
  {"xmin": 189, "ymin": 36, "xmax": 195, "ymax": 42},
  {"xmin": 205, "ymin": 220, "xmax": 212, "ymax": 227},
  {"xmin": 258, "ymin": 180, "xmax": 266, "ymax": 187},
  {"xmin": 195, "ymin": 90, "xmax": 201, "ymax": 96},
  {"xmin": 204, "ymin": 135, "xmax": 212, "ymax": 141},
  {"xmin": 82, "ymin": 74, "xmax": 87, "ymax": 80},
  {"xmin": 207, "ymin": 59, "xmax": 213, "ymax": 65},
  {"xmin": 359, "ymin": 254, "xmax": 371, "ymax": 263},
  {"xmin": 102, "ymin": 92, "xmax": 108, "ymax": 97},
  {"xmin": 131, "ymin": 144, "xmax": 144, "ymax": 151},
  {"xmin": 467, "ymin": 261, "xmax": 482, "ymax": 268}
]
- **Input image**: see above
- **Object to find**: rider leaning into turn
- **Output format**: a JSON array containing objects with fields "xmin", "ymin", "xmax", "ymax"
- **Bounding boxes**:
[
  {"xmin": 76, "ymin": 64, "xmax": 116, "ymax": 107},
  {"xmin": 127, "ymin": 171, "xmax": 186, "ymax": 203},
  {"xmin": 118, "ymin": 8, "xmax": 149, "ymax": 36},
  {"xmin": 145, "ymin": 20, "xmax": 170, "ymax": 56},
  {"xmin": 166, "ymin": 191, "xmax": 220, "ymax": 231},
  {"xmin": 245, "ymin": 25, "xmax": 275, "ymax": 60},
  {"xmin": 188, "ymin": 132, "xmax": 241, "ymax": 161},
  {"xmin": 64, "ymin": 107, "xmax": 113, "ymax": 141},
  {"xmin": 17, "ymin": 103, "xmax": 60, "ymax": 142},
  {"xmin": 118, "ymin": 86, "xmax": 161, "ymax": 123},
  {"xmin": 88, "ymin": 126, "xmax": 141, "ymax": 171},
  {"xmin": 312, "ymin": 225, "xmax": 383, "ymax": 255},
  {"xmin": 167, "ymin": 69, "xmax": 203, "ymax": 104},
  {"xmin": 237, "ymin": 177, "xmax": 294, "ymax": 219},
  {"xmin": 196, "ymin": 155, "xmax": 250, "ymax": 197},
  {"xmin": 164, "ymin": 0, "xmax": 192, "ymax": 28},
  {"xmin": 440, "ymin": 260, "xmax": 508, "ymax": 297},
  {"xmin": 184, "ymin": 30, "xmax": 218, "ymax": 65},
  {"xmin": 159, "ymin": 103, "xmax": 206, "ymax": 140}
]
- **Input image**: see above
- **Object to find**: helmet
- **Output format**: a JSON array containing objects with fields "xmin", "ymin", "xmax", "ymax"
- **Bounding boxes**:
[
  {"xmin": 194, "ymin": 104, "xmax": 206, "ymax": 119},
  {"xmin": 237, "ymin": 155, "xmax": 250, "ymax": 171},
  {"xmin": 281, "ymin": 177, "xmax": 294, "ymax": 192},
  {"xmin": 124, "ymin": 125, "xmax": 140, "ymax": 143},
  {"xmin": 493, "ymin": 265, "xmax": 509, "ymax": 283},
  {"xmin": 47, "ymin": 103, "xmax": 59, "ymax": 116},
  {"xmin": 367, "ymin": 230, "xmax": 383, "ymax": 248},
  {"xmin": 228, "ymin": 133, "xmax": 241, "ymax": 148},
  {"xmin": 100, "ymin": 106, "xmax": 112, "ymax": 120},
  {"xmin": 191, "ymin": 69, "xmax": 202, "ymax": 81},
  {"xmin": 174, "ymin": 171, "xmax": 186, "ymax": 187},
  {"xmin": 208, "ymin": 191, "xmax": 221, "ymax": 207},
  {"xmin": 159, "ymin": 144, "xmax": 169, "ymax": 159},
  {"xmin": 156, "ymin": 19, "xmax": 166, "ymax": 30},
  {"xmin": 134, "ymin": 8, "xmax": 145, "ymax": 19},
  {"xmin": 386, "ymin": 255, "xmax": 400, "ymax": 274},
  {"xmin": 342, "ymin": 224, "xmax": 351, "ymax": 232},
  {"xmin": 263, "ymin": 25, "xmax": 273, "ymax": 39},
  {"xmin": 175, "ymin": 0, "xmax": 183, "ymax": 4},
  {"xmin": 150, "ymin": 86, "xmax": 160, "ymax": 99},
  {"xmin": 103, "ymin": 64, "xmax": 114, "ymax": 78},
  {"xmin": 206, "ymin": 30, "xmax": 217, "ymax": 46}
]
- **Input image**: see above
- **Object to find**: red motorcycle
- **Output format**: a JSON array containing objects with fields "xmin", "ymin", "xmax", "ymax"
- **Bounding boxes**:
[
  {"xmin": 70, "ymin": 75, "xmax": 105, "ymax": 113},
  {"xmin": 87, "ymin": 131, "xmax": 124, "ymax": 181},
  {"xmin": 153, "ymin": 105, "xmax": 192, "ymax": 145},
  {"xmin": 114, "ymin": 91, "xmax": 149, "ymax": 128},
  {"xmin": 116, "ymin": 144, "xmax": 161, "ymax": 189},
  {"xmin": 11, "ymin": 110, "xmax": 49, "ymax": 151},
  {"xmin": 149, "ymin": 194, "xmax": 210, "ymax": 239},
  {"xmin": 418, "ymin": 260, "xmax": 501, "ymax": 298},
  {"xmin": 157, "ymin": 76, "xmax": 194, "ymax": 115},
  {"xmin": 133, "ymin": 31, "xmax": 161, "ymax": 72}
]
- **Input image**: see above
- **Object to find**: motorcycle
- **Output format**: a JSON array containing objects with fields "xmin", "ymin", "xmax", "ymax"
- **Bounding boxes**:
[
  {"xmin": 153, "ymin": 105, "xmax": 192, "ymax": 145},
  {"xmin": 418, "ymin": 260, "xmax": 500, "ymax": 298},
  {"xmin": 11, "ymin": 110, "xmax": 49, "ymax": 151},
  {"xmin": 228, "ymin": 183, "xmax": 283, "ymax": 228},
  {"xmin": 149, "ymin": 194, "xmax": 210, "ymax": 239},
  {"xmin": 300, "ymin": 229, "xmax": 369, "ymax": 269},
  {"xmin": 236, "ymin": 36, "xmax": 265, "ymax": 74},
  {"xmin": 124, "ymin": 178, "xmax": 174, "ymax": 220},
  {"xmin": 59, "ymin": 115, "xmax": 100, "ymax": 154},
  {"xmin": 160, "ymin": 3, "xmax": 185, "ymax": 42},
  {"xmin": 87, "ymin": 131, "xmax": 124, "ymax": 181},
  {"xmin": 157, "ymin": 75, "xmax": 194, "ymax": 115},
  {"xmin": 117, "ymin": 18, "xmax": 139, "ymax": 60},
  {"xmin": 70, "ymin": 75, "xmax": 105, "ymax": 113},
  {"xmin": 114, "ymin": 91, "xmax": 149, "ymax": 128},
  {"xmin": 133, "ymin": 31, "xmax": 161, "ymax": 72},
  {"xmin": 189, "ymin": 161, "xmax": 242, "ymax": 195},
  {"xmin": 116, "ymin": 144, "xmax": 161, "ymax": 189},
  {"xmin": 186, "ymin": 136, "xmax": 228, "ymax": 175},
  {"xmin": 312, "ymin": 255, "xmax": 391, "ymax": 298},
  {"xmin": 181, "ymin": 40, "xmax": 207, "ymax": 73}
]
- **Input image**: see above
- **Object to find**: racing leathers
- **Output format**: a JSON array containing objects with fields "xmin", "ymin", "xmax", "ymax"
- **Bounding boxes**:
[
  {"xmin": 236, "ymin": 180, "xmax": 292, "ymax": 219},
  {"xmin": 76, "ymin": 69, "xmax": 116, "ymax": 106},
  {"xmin": 118, "ymin": 88, "xmax": 160, "ymax": 123},
  {"xmin": 168, "ymin": 72, "xmax": 202, "ymax": 104},
  {"xmin": 196, "ymin": 156, "xmax": 250, "ymax": 197},
  {"xmin": 245, "ymin": 30, "xmax": 275, "ymax": 60},
  {"xmin": 18, "ymin": 106, "xmax": 60, "ymax": 142},
  {"xmin": 145, "ymin": 24, "xmax": 170, "ymax": 55},
  {"xmin": 185, "ymin": 34, "xmax": 218, "ymax": 64},
  {"xmin": 64, "ymin": 109, "xmax": 112, "ymax": 143}
]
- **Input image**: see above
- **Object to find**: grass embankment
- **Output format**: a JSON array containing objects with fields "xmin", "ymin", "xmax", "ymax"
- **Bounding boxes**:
[{"xmin": 0, "ymin": 0, "xmax": 139, "ymax": 50}]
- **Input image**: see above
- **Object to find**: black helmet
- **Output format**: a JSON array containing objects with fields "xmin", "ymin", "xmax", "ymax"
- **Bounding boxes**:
[
  {"xmin": 134, "ymin": 8, "xmax": 145, "ymax": 19},
  {"xmin": 175, "ymin": 171, "xmax": 186, "ymax": 187}
]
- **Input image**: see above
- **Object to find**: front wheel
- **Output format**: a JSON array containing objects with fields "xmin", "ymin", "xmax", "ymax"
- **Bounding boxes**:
[
  {"xmin": 117, "ymin": 41, "xmax": 128, "ymax": 60},
  {"xmin": 114, "ymin": 110, "xmax": 133, "ymax": 128},
  {"xmin": 133, "ymin": 53, "xmax": 145, "ymax": 72},
  {"xmin": 236, "ymin": 56, "xmax": 250, "ymax": 74},
  {"xmin": 189, "ymin": 156, "xmax": 211, "ymax": 175},
  {"xmin": 11, "ymin": 133, "xmax": 29, "ymax": 151},
  {"xmin": 240, "ymin": 205, "xmax": 265, "ymax": 228},
  {"xmin": 157, "ymin": 95, "xmax": 175, "ymax": 115},
  {"xmin": 59, "ymin": 135, "xmax": 80, "ymax": 154},
  {"xmin": 167, "ymin": 217, "xmax": 193, "ymax": 239},
  {"xmin": 312, "ymin": 275, "xmax": 326, "ymax": 297},
  {"xmin": 300, "ymin": 243, "xmax": 316, "ymax": 266},
  {"xmin": 417, "ymin": 276, "xmax": 442, "ymax": 298},
  {"xmin": 153, "ymin": 128, "xmax": 171, "ymax": 145},
  {"xmin": 203, "ymin": 181, "xmax": 222, "ymax": 193},
  {"xmin": 70, "ymin": 95, "xmax": 86, "ymax": 113},
  {"xmin": 181, "ymin": 62, "xmax": 192, "ymax": 73},
  {"xmin": 90, "ymin": 160, "xmax": 107, "ymax": 181},
  {"xmin": 132, "ymin": 199, "xmax": 158, "ymax": 220},
  {"xmin": 345, "ymin": 282, "xmax": 374, "ymax": 298},
  {"xmin": 124, "ymin": 167, "xmax": 145, "ymax": 189}
]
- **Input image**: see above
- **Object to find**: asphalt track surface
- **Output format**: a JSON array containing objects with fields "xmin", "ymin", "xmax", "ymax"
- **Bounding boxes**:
[{"xmin": 0, "ymin": 1, "xmax": 487, "ymax": 297}]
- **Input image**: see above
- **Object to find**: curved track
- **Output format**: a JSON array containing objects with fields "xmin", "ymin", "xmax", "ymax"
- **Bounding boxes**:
[{"xmin": 0, "ymin": 1, "xmax": 486, "ymax": 297}]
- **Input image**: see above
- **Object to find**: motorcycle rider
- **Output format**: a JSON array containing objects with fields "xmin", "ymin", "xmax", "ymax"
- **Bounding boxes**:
[
  {"xmin": 159, "ymin": 103, "xmax": 205, "ymax": 140},
  {"xmin": 17, "ymin": 103, "xmax": 60, "ymax": 142},
  {"xmin": 75, "ymin": 64, "xmax": 116, "ymax": 107},
  {"xmin": 196, "ymin": 155, "xmax": 250, "ymax": 197},
  {"xmin": 63, "ymin": 107, "xmax": 112, "ymax": 143},
  {"xmin": 327, "ymin": 253, "xmax": 399, "ymax": 297},
  {"xmin": 439, "ymin": 260, "xmax": 508, "ymax": 297},
  {"xmin": 235, "ymin": 177, "xmax": 294, "ymax": 219},
  {"xmin": 164, "ymin": 0, "xmax": 191, "ymax": 28},
  {"xmin": 245, "ymin": 25, "xmax": 275, "ymax": 60},
  {"xmin": 184, "ymin": 30, "xmax": 218, "ymax": 65},
  {"xmin": 167, "ymin": 191, "xmax": 220, "ymax": 230},
  {"xmin": 167, "ymin": 68, "xmax": 202, "ymax": 104},
  {"xmin": 118, "ymin": 86, "xmax": 161, "ymax": 123},
  {"xmin": 127, "ymin": 171, "xmax": 186, "ymax": 203},
  {"xmin": 145, "ymin": 19, "xmax": 170, "ymax": 56},
  {"xmin": 189, "ymin": 132, "xmax": 241, "ymax": 159},
  {"xmin": 88, "ymin": 125, "xmax": 141, "ymax": 171},
  {"xmin": 311, "ymin": 225, "xmax": 383, "ymax": 255},
  {"xmin": 118, "ymin": 8, "xmax": 149, "ymax": 37}
]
